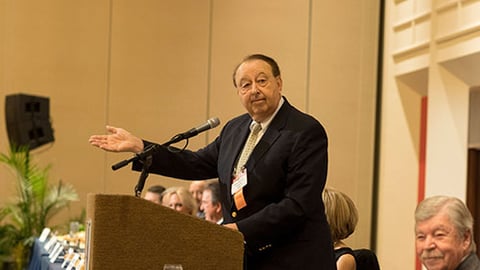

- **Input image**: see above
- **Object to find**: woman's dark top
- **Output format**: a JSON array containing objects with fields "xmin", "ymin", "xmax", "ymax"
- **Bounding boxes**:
[{"xmin": 335, "ymin": 247, "xmax": 355, "ymax": 261}]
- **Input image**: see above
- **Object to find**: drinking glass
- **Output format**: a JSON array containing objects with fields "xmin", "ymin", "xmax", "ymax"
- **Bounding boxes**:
[{"xmin": 163, "ymin": 264, "xmax": 183, "ymax": 270}]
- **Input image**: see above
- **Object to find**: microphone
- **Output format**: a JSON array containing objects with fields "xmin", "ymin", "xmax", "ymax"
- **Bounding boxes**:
[
  {"xmin": 111, "ymin": 117, "xmax": 221, "ymax": 171},
  {"xmin": 179, "ymin": 117, "xmax": 221, "ymax": 140}
]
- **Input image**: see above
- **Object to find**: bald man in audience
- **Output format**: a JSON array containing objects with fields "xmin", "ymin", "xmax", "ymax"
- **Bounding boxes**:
[{"xmin": 189, "ymin": 180, "xmax": 207, "ymax": 218}]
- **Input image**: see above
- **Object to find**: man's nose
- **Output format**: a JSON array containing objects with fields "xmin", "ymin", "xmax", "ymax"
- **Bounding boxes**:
[
  {"xmin": 249, "ymin": 83, "xmax": 260, "ymax": 94},
  {"xmin": 424, "ymin": 235, "xmax": 437, "ymax": 249}
]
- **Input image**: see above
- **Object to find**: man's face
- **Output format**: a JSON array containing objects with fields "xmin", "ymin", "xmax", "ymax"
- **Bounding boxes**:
[
  {"xmin": 144, "ymin": 191, "xmax": 161, "ymax": 204},
  {"xmin": 200, "ymin": 189, "xmax": 220, "ymax": 223},
  {"xmin": 415, "ymin": 213, "xmax": 471, "ymax": 270},
  {"xmin": 234, "ymin": 59, "xmax": 282, "ymax": 123}
]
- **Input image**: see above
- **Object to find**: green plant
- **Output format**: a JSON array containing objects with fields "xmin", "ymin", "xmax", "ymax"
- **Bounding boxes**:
[{"xmin": 0, "ymin": 145, "xmax": 78, "ymax": 269}]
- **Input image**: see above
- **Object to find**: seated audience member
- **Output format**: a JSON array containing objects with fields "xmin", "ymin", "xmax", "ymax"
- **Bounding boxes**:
[
  {"xmin": 323, "ymin": 187, "xmax": 359, "ymax": 270},
  {"xmin": 189, "ymin": 180, "xmax": 207, "ymax": 218},
  {"xmin": 160, "ymin": 186, "xmax": 178, "ymax": 206},
  {"xmin": 165, "ymin": 186, "xmax": 197, "ymax": 216},
  {"xmin": 143, "ymin": 185, "xmax": 166, "ymax": 204},
  {"xmin": 415, "ymin": 195, "xmax": 480, "ymax": 270},
  {"xmin": 200, "ymin": 180, "xmax": 223, "ymax": 224}
]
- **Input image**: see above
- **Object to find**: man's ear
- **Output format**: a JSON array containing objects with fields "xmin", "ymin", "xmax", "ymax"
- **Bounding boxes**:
[
  {"xmin": 215, "ymin": 203, "xmax": 222, "ymax": 213},
  {"xmin": 276, "ymin": 76, "xmax": 283, "ymax": 91},
  {"xmin": 461, "ymin": 230, "xmax": 472, "ymax": 251}
]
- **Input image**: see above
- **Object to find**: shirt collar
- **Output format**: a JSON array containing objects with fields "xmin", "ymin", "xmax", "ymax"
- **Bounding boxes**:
[{"xmin": 250, "ymin": 97, "xmax": 284, "ymax": 131}]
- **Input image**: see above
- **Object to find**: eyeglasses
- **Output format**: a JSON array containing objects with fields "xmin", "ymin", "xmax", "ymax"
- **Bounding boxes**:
[{"xmin": 237, "ymin": 75, "xmax": 274, "ymax": 94}]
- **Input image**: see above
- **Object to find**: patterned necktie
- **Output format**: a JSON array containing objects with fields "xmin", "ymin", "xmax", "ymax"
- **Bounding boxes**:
[{"xmin": 234, "ymin": 122, "xmax": 262, "ymax": 176}]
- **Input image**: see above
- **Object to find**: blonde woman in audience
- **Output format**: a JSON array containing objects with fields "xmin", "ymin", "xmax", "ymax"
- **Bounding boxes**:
[
  {"xmin": 323, "ymin": 187, "xmax": 359, "ymax": 270},
  {"xmin": 160, "ymin": 186, "xmax": 178, "ymax": 206},
  {"xmin": 164, "ymin": 186, "xmax": 197, "ymax": 216}
]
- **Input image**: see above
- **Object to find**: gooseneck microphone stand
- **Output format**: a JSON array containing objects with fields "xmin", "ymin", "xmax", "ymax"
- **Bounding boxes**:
[
  {"xmin": 111, "ymin": 133, "xmax": 187, "ymax": 198},
  {"xmin": 134, "ymin": 155, "xmax": 152, "ymax": 197},
  {"xmin": 110, "ymin": 117, "xmax": 220, "ymax": 198}
]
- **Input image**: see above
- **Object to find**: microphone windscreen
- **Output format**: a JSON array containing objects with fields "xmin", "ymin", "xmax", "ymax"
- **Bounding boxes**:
[{"xmin": 208, "ymin": 117, "xmax": 220, "ymax": 128}]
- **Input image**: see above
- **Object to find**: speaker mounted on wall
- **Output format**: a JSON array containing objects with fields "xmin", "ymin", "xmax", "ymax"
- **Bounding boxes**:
[{"xmin": 5, "ymin": 93, "xmax": 55, "ymax": 150}]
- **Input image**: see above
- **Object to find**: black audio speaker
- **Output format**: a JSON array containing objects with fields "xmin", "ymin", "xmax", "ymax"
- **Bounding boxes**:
[{"xmin": 5, "ymin": 93, "xmax": 54, "ymax": 150}]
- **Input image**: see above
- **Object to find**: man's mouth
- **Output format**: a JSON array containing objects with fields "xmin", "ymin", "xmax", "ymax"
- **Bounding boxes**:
[
  {"xmin": 252, "ymin": 99, "xmax": 264, "ymax": 103},
  {"xmin": 424, "ymin": 256, "xmax": 441, "ymax": 260},
  {"xmin": 422, "ymin": 255, "xmax": 443, "ymax": 263}
]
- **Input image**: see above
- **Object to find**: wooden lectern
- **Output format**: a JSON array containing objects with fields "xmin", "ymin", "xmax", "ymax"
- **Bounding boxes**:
[{"xmin": 86, "ymin": 194, "xmax": 244, "ymax": 270}]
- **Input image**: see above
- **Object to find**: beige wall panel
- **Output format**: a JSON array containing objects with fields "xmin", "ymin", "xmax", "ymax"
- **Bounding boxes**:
[
  {"xmin": 381, "ymin": 13, "xmax": 426, "ymax": 270},
  {"xmin": 436, "ymin": 0, "xmax": 457, "ymax": 8},
  {"xmin": 0, "ymin": 1, "xmax": 111, "ymax": 222},
  {"xmin": 394, "ymin": 53, "xmax": 430, "ymax": 77},
  {"xmin": 309, "ymin": 1, "xmax": 379, "ymax": 249},
  {"xmin": 436, "ymin": 5, "xmax": 458, "ymax": 39},
  {"xmin": 394, "ymin": 24, "xmax": 414, "ymax": 52},
  {"xmin": 0, "ymin": 0, "xmax": 8, "ymax": 205},
  {"xmin": 425, "ymin": 65, "xmax": 469, "ymax": 198},
  {"xmin": 462, "ymin": 0, "xmax": 480, "ymax": 28},
  {"xmin": 436, "ymin": 31, "xmax": 480, "ymax": 62},
  {"xmin": 102, "ymin": 0, "xmax": 212, "ymax": 193},
  {"xmin": 416, "ymin": 0, "xmax": 432, "ymax": 15},
  {"xmin": 208, "ymin": 0, "xmax": 311, "ymax": 133},
  {"xmin": 415, "ymin": 17, "xmax": 431, "ymax": 45},
  {"xmin": 376, "ymin": 79, "xmax": 421, "ymax": 270},
  {"xmin": 395, "ymin": 0, "xmax": 414, "ymax": 24},
  {"xmin": 376, "ymin": 1, "xmax": 421, "ymax": 268}
]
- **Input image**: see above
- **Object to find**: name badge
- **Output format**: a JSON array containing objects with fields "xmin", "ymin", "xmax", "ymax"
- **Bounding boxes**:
[{"xmin": 231, "ymin": 169, "xmax": 248, "ymax": 195}]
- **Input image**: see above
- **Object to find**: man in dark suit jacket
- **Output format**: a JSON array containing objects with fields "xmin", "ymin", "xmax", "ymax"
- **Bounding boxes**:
[{"xmin": 89, "ymin": 54, "xmax": 336, "ymax": 270}]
